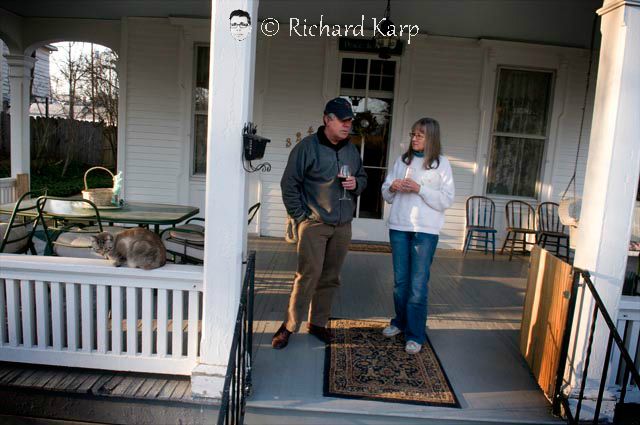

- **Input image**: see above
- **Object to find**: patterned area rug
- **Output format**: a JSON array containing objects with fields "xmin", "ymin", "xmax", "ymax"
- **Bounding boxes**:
[{"xmin": 325, "ymin": 319, "xmax": 459, "ymax": 407}]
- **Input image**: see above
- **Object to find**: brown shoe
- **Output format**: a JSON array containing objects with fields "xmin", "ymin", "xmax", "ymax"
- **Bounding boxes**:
[
  {"xmin": 271, "ymin": 323, "xmax": 292, "ymax": 349},
  {"xmin": 307, "ymin": 323, "xmax": 331, "ymax": 344}
]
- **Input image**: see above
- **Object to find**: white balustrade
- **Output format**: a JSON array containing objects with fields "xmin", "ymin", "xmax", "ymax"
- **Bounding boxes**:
[
  {"xmin": 0, "ymin": 254, "xmax": 203, "ymax": 375},
  {"xmin": 609, "ymin": 295, "xmax": 640, "ymax": 402},
  {"xmin": 0, "ymin": 177, "xmax": 16, "ymax": 205}
]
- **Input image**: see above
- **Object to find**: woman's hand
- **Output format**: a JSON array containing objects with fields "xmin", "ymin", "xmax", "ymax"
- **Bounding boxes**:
[
  {"xmin": 390, "ymin": 179, "xmax": 405, "ymax": 193},
  {"xmin": 401, "ymin": 178, "xmax": 421, "ymax": 193}
]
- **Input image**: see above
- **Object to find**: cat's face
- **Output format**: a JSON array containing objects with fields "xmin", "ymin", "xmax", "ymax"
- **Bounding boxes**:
[{"xmin": 91, "ymin": 232, "xmax": 114, "ymax": 256}]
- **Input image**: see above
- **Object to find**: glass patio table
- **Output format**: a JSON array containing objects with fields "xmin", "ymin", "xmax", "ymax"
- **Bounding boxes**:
[{"xmin": 0, "ymin": 198, "xmax": 200, "ymax": 234}]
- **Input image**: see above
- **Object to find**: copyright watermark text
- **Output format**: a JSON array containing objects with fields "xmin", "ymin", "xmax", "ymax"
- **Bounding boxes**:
[{"xmin": 260, "ymin": 15, "xmax": 419, "ymax": 44}]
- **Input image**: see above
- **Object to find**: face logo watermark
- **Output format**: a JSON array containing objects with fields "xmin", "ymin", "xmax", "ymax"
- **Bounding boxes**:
[
  {"xmin": 230, "ymin": 9, "xmax": 252, "ymax": 41},
  {"xmin": 259, "ymin": 15, "xmax": 419, "ymax": 44}
]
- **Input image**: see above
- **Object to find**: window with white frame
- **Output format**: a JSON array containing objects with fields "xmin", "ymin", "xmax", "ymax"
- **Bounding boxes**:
[
  {"xmin": 339, "ymin": 57, "xmax": 396, "ymax": 219},
  {"xmin": 486, "ymin": 67, "xmax": 554, "ymax": 198},
  {"xmin": 193, "ymin": 45, "xmax": 209, "ymax": 175}
]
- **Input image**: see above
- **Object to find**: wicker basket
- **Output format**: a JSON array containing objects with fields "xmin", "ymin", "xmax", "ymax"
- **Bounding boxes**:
[{"xmin": 82, "ymin": 166, "xmax": 115, "ymax": 206}]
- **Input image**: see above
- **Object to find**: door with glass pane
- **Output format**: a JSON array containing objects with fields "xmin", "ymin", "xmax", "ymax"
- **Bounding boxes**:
[
  {"xmin": 486, "ymin": 68, "xmax": 554, "ymax": 198},
  {"xmin": 339, "ymin": 57, "xmax": 396, "ymax": 240}
]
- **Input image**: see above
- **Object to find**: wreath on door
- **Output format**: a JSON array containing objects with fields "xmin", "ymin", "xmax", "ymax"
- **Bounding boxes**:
[{"xmin": 352, "ymin": 111, "xmax": 378, "ymax": 136}]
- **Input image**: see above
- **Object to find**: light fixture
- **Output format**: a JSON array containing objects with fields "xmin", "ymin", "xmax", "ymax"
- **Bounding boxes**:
[{"xmin": 373, "ymin": 0, "xmax": 398, "ymax": 59}]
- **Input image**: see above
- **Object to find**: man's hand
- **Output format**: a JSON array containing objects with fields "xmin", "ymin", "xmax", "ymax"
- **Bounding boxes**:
[
  {"xmin": 342, "ymin": 176, "xmax": 357, "ymax": 191},
  {"xmin": 401, "ymin": 178, "xmax": 421, "ymax": 193}
]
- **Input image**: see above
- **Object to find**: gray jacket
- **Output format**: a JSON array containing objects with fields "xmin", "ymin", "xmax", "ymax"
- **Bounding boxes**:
[{"xmin": 281, "ymin": 128, "xmax": 367, "ymax": 226}]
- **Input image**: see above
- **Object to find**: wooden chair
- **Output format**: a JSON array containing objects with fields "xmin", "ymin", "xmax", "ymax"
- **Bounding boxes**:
[
  {"xmin": 463, "ymin": 196, "xmax": 497, "ymax": 260},
  {"xmin": 0, "ymin": 191, "xmax": 40, "ymax": 254},
  {"xmin": 537, "ymin": 201, "xmax": 570, "ymax": 262},
  {"xmin": 501, "ymin": 200, "xmax": 537, "ymax": 261}
]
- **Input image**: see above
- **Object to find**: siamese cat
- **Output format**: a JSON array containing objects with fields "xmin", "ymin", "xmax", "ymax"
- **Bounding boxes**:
[{"xmin": 91, "ymin": 228, "xmax": 166, "ymax": 270}]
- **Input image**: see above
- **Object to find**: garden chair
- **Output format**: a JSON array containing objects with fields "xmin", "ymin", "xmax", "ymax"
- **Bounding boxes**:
[
  {"xmin": 162, "ymin": 202, "xmax": 261, "ymax": 264},
  {"xmin": 0, "ymin": 191, "xmax": 40, "ymax": 254},
  {"xmin": 537, "ymin": 201, "xmax": 570, "ymax": 262},
  {"xmin": 463, "ymin": 196, "xmax": 497, "ymax": 260},
  {"xmin": 501, "ymin": 200, "xmax": 537, "ymax": 261},
  {"xmin": 36, "ymin": 196, "xmax": 127, "ymax": 258}
]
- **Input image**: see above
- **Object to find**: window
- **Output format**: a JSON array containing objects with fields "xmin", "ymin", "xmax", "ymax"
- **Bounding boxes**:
[
  {"xmin": 486, "ymin": 68, "xmax": 554, "ymax": 198},
  {"xmin": 193, "ymin": 45, "xmax": 209, "ymax": 175},
  {"xmin": 340, "ymin": 57, "xmax": 396, "ymax": 219}
]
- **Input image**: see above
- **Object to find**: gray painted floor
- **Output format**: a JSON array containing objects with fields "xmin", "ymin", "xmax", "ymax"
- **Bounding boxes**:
[{"xmin": 247, "ymin": 237, "xmax": 563, "ymax": 424}]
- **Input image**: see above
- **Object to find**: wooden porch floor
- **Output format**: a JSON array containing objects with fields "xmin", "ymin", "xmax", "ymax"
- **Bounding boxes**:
[
  {"xmin": 0, "ymin": 236, "xmax": 562, "ymax": 424},
  {"xmin": 248, "ymin": 237, "xmax": 563, "ymax": 424}
]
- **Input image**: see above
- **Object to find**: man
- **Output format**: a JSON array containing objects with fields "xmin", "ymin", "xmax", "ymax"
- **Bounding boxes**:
[
  {"xmin": 229, "ymin": 9, "xmax": 251, "ymax": 42},
  {"xmin": 272, "ymin": 97, "xmax": 367, "ymax": 349}
]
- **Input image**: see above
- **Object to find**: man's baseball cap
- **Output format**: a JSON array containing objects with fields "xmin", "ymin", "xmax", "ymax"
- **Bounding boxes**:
[{"xmin": 324, "ymin": 97, "xmax": 354, "ymax": 120}]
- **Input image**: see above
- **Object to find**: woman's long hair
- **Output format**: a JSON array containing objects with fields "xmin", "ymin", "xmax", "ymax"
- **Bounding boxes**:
[{"xmin": 401, "ymin": 117, "xmax": 442, "ymax": 170}]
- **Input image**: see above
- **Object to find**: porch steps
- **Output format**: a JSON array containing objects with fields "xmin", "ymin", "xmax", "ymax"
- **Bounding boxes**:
[
  {"xmin": 0, "ymin": 362, "xmax": 217, "ymax": 424},
  {"xmin": 244, "ymin": 403, "xmax": 564, "ymax": 425}
]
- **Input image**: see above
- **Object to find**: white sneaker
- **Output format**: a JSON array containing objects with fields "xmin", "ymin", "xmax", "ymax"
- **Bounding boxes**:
[
  {"xmin": 405, "ymin": 340, "xmax": 422, "ymax": 354},
  {"xmin": 382, "ymin": 324, "xmax": 401, "ymax": 337}
]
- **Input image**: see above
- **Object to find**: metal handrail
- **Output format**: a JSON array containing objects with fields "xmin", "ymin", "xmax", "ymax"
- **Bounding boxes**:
[
  {"xmin": 216, "ymin": 251, "xmax": 255, "ymax": 425},
  {"xmin": 554, "ymin": 268, "xmax": 640, "ymax": 424}
]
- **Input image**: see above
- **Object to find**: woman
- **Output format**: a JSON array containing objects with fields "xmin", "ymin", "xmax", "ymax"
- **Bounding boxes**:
[{"xmin": 380, "ymin": 117, "xmax": 455, "ymax": 354}]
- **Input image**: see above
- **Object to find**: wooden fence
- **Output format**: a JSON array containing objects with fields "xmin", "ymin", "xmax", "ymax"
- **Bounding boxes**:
[
  {"xmin": 0, "ymin": 255, "xmax": 203, "ymax": 375},
  {"xmin": 0, "ymin": 114, "xmax": 116, "ymax": 168}
]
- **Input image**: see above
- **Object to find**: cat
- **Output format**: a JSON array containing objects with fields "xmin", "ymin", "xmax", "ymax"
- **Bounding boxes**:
[{"xmin": 91, "ymin": 227, "xmax": 167, "ymax": 270}]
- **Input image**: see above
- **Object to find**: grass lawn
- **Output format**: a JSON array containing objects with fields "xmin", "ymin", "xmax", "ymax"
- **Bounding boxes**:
[{"xmin": 0, "ymin": 159, "xmax": 114, "ymax": 197}]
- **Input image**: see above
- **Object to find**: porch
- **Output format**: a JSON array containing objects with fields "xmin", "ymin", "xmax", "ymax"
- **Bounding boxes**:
[{"xmin": 0, "ymin": 237, "xmax": 562, "ymax": 424}]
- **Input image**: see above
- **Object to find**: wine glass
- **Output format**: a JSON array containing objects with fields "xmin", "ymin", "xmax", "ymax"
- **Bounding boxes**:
[{"xmin": 338, "ymin": 164, "xmax": 351, "ymax": 201}]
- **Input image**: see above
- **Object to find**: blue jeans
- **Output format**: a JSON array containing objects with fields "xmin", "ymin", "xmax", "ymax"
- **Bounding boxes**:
[{"xmin": 389, "ymin": 229, "xmax": 439, "ymax": 345}]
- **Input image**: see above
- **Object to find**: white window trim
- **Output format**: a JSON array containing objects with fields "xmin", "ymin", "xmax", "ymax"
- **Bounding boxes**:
[
  {"xmin": 485, "ymin": 65, "xmax": 556, "ymax": 200},
  {"xmin": 191, "ymin": 42, "xmax": 209, "ymax": 178},
  {"xmin": 473, "ymin": 39, "xmax": 582, "ymax": 203}
]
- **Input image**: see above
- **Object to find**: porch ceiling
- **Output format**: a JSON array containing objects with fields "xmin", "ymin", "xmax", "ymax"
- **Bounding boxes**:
[{"xmin": 2, "ymin": 0, "xmax": 602, "ymax": 49}]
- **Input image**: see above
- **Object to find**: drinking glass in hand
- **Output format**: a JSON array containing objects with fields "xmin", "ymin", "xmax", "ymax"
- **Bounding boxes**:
[{"xmin": 338, "ymin": 164, "xmax": 351, "ymax": 201}]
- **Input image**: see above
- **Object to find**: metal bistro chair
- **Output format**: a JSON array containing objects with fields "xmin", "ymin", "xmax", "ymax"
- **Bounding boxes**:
[
  {"xmin": 537, "ymin": 201, "xmax": 570, "ymax": 262},
  {"xmin": 501, "ymin": 200, "xmax": 537, "ymax": 261},
  {"xmin": 463, "ymin": 196, "xmax": 497, "ymax": 260},
  {"xmin": 0, "ymin": 191, "xmax": 41, "ymax": 254},
  {"xmin": 162, "ymin": 202, "xmax": 261, "ymax": 264},
  {"xmin": 36, "ymin": 196, "xmax": 126, "ymax": 258}
]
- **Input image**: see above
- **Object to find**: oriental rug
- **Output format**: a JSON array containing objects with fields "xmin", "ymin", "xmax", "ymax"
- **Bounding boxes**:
[{"xmin": 324, "ymin": 319, "xmax": 459, "ymax": 407}]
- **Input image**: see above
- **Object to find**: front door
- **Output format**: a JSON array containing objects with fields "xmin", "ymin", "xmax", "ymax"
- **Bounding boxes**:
[{"xmin": 339, "ymin": 56, "xmax": 397, "ymax": 241}]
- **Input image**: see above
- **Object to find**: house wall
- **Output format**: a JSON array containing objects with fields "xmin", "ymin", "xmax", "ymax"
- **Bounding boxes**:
[
  {"xmin": 121, "ymin": 18, "xmax": 184, "ymax": 204},
  {"xmin": 0, "ymin": 41, "xmax": 51, "ymax": 104},
  {"xmin": 119, "ymin": 18, "xmax": 595, "ymax": 248},
  {"xmin": 252, "ymin": 34, "xmax": 595, "ymax": 248},
  {"xmin": 32, "ymin": 47, "xmax": 52, "ymax": 100}
]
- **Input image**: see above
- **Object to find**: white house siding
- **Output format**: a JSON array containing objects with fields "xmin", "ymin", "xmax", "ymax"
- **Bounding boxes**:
[
  {"xmin": 403, "ymin": 38, "xmax": 483, "ymax": 249},
  {"xmin": 250, "ymin": 35, "xmax": 594, "ymax": 249},
  {"xmin": 0, "ymin": 41, "xmax": 50, "ymax": 104},
  {"xmin": 32, "ymin": 47, "xmax": 52, "ymax": 100},
  {"xmin": 1, "ymin": 40, "xmax": 9, "ymax": 104},
  {"xmin": 253, "ymin": 32, "xmax": 327, "ymax": 238},
  {"xmin": 123, "ymin": 18, "xmax": 183, "ymax": 204}
]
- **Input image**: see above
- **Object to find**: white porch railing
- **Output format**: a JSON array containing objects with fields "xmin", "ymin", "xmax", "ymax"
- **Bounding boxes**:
[
  {"xmin": 0, "ymin": 254, "xmax": 204, "ymax": 375},
  {"xmin": 0, "ymin": 177, "xmax": 16, "ymax": 205},
  {"xmin": 609, "ymin": 295, "xmax": 640, "ymax": 400}
]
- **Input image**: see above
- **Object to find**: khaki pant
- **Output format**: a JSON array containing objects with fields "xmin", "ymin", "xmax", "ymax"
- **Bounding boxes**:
[{"xmin": 284, "ymin": 220, "xmax": 352, "ymax": 332}]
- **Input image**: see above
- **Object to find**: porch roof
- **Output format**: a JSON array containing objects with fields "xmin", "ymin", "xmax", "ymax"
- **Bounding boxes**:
[{"xmin": 2, "ymin": 0, "xmax": 601, "ymax": 49}]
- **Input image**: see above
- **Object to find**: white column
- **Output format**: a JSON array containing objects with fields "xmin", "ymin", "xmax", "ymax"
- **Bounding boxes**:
[
  {"xmin": 191, "ymin": 0, "xmax": 258, "ymax": 399},
  {"xmin": 6, "ymin": 55, "xmax": 35, "ymax": 179},
  {"xmin": 568, "ymin": 0, "xmax": 640, "ymax": 420}
]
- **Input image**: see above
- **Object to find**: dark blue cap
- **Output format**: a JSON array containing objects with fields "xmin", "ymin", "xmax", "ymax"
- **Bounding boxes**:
[{"xmin": 324, "ymin": 97, "xmax": 354, "ymax": 120}]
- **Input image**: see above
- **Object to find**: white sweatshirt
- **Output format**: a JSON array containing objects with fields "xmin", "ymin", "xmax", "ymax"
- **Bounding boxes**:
[{"xmin": 381, "ymin": 155, "xmax": 455, "ymax": 235}]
